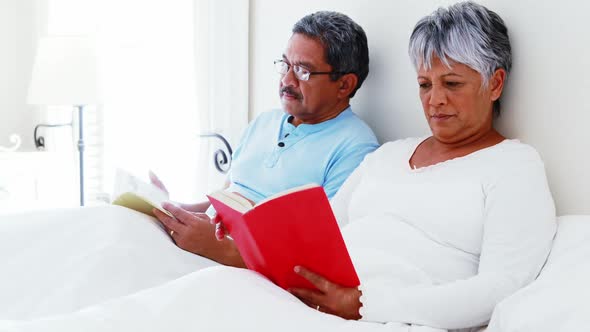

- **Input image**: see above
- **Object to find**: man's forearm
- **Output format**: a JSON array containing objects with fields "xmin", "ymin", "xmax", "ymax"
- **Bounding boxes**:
[
  {"xmin": 213, "ymin": 239, "xmax": 247, "ymax": 268},
  {"xmin": 174, "ymin": 220, "xmax": 245, "ymax": 267}
]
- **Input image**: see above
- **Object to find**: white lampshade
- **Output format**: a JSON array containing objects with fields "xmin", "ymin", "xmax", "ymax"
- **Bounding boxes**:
[{"xmin": 28, "ymin": 36, "xmax": 101, "ymax": 106}]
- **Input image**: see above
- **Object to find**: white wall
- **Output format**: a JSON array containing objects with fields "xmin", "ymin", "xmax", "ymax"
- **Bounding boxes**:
[
  {"xmin": 250, "ymin": 0, "xmax": 590, "ymax": 215},
  {"xmin": 0, "ymin": 0, "xmax": 38, "ymax": 151}
]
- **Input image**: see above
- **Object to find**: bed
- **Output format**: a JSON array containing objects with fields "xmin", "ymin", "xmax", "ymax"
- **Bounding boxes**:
[{"xmin": 0, "ymin": 204, "xmax": 587, "ymax": 331}]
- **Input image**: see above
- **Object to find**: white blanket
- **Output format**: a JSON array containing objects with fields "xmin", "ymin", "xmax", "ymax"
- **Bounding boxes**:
[
  {"xmin": 0, "ymin": 206, "xmax": 216, "ymax": 319},
  {"xmin": 0, "ymin": 206, "xmax": 443, "ymax": 332},
  {"xmin": 0, "ymin": 267, "xmax": 416, "ymax": 332}
]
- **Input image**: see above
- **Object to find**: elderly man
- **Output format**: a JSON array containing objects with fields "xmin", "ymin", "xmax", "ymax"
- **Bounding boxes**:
[{"xmin": 152, "ymin": 11, "xmax": 378, "ymax": 267}]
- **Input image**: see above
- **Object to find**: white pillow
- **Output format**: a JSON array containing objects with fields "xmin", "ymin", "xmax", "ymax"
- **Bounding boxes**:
[{"xmin": 487, "ymin": 215, "xmax": 590, "ymax": 332}]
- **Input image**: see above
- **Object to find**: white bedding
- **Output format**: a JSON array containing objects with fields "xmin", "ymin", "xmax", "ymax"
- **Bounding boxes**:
[
  {"xmin": 0, "ymin": 206, "xmax": 217, "ymax": 320},
  {"xmin": 0, "ymin": 206, "xmax": 445, "ymax": 332},
  {"xmin": 5, "ymin": 206, "xmax": 583, "ymax": 332},
  {"xmin": 0, "ymin": 267, "xmax": 420, "ymax": 332},
  {"xmin": 487, "ymin": 215, "xmax": 590, "ymax": 331}
]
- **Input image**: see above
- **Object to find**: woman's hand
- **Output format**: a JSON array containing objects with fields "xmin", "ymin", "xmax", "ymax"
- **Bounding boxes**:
[{"xmin": 289, "ymin": 266, "xmax": 363, "ymax": 320}]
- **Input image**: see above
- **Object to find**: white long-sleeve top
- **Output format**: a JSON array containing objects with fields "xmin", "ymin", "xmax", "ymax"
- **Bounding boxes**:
[{"xmin": 331, "ymin": 137, "xmax": 556, "ymax": 331}]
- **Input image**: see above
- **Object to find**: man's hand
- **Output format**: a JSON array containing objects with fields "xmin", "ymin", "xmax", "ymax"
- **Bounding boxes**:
[
  {"xmin": 211, "ymin": 192, "xmax": 254, "ymax": 241},
  {"xmin": 289, "ymin": 266, "xmax": 363, "ymax": 320},
  {"xmin": 212, "ymin": 214, "xmax": 226, "ymax": 241},
  {"xmin": 153, "ymin": 203, "xmax": 246, "ymax": 268}
]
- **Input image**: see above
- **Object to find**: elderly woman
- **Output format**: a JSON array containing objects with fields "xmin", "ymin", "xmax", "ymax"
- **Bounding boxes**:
[
  {"xmin": 318, "ymin": 1, "xmax": 556, "ymax": 327},
  {"xmin": 0, "ymin": 2, "xmax": 555, "ymax": 332},
  {"xmin": 283, "ymin": 1, "xmax": 555, "ymax": 328}
]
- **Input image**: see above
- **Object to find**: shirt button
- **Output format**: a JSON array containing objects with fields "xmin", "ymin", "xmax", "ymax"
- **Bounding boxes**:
[{"xmin": 277, "ymin": 142, "xmax": 285, "ymax": 147}]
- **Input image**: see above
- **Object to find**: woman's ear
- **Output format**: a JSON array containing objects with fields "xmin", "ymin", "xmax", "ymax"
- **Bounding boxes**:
[
  {"xmin": 337, "ymin": 73, "xmax": 359, "ymax": 99},
  {"xmin": 489, "ymin": 68, "xmax": 507, "ymax": 102}
]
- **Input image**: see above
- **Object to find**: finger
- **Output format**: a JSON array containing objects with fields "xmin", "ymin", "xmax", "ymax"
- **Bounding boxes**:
[
  {"xmin": 215, "ymin": 222, "xmax": 226, "ymax": 241},
  {"xmin": 210, "ymin": 214, "xmax": 221, "ymax": 225},
  {"xmin": 162, "ymin": 203, "xmax": 199, "ymax": 225},
  {"xmin": 291, "ymin": 292, "xmax": 335, "ymax": 316},
  {"xmin": 153, "ymin": 208, "xmax": 186, "ymax": 233},
  {"xmin": 294, "ymin": 266, "xmax": 334, "ymax": 293},
  {"xmin": 190, "ymin": 212, "xmax": 212, "ymax": 224},
  {"xmin": 289, "ymin": 287, "xmax": 324, "ymax": 306}
]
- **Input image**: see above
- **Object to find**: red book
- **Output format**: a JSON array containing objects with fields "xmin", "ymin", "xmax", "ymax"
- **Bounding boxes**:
[{"xmin": 207, "ymin": 184, "xmax": 359, "ymax": 290}]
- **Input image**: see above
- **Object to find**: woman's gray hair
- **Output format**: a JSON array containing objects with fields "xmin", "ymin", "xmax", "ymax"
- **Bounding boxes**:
[
  {"xmin": 293, "ymin": 11, "xmax": 369, "ymax": 98},
  {"xmin": 409, "ymin": 1, "xmax": 511, "ymax": 115}
]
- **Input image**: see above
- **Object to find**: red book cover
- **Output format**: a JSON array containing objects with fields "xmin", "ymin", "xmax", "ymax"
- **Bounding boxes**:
[{"xmin": 207, "ymin": 184, "xmax": 359, "ymax": 290}]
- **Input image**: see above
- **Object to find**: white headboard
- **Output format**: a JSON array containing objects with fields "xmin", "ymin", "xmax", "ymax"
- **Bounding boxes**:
[{"xmin": 249, "ymin": 0, "xmax": 590, "ymax": 215}]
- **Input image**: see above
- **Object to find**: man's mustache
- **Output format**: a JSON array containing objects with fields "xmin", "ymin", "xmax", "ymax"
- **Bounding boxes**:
[{"xmin": 280, "ymin": 87, "xmax": 302, "ymax": 100}]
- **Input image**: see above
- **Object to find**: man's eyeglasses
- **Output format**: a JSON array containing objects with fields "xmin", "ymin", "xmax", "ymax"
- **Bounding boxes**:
[{"xmin": 273, "ymin": 60, "xmax": 344, "ymax": 81}]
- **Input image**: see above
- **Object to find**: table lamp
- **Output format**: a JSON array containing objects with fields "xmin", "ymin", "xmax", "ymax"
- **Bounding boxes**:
[{"xmin": 27, "ymin": 36, "xmax": 101, "ymax": 206}]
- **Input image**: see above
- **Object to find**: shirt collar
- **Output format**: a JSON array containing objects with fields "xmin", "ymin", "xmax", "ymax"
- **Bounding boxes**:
[{"xmin": 282, "ymin": 106, "xmax": 352, "ymax": 135}]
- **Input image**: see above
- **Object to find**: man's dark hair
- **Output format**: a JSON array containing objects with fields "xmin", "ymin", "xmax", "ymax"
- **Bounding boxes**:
[{"xmin": 293, "ymin": 11, "xmax": 369, "ymax": 98}]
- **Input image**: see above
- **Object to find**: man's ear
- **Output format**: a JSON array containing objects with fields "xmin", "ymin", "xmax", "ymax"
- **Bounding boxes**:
[
  {"xmin": 337, "ymin": 73, "xmax": 358, "ymax": 99},
  {"xmin": 489, "ymin": 68, "xmax": 506, "ymax": 102}
]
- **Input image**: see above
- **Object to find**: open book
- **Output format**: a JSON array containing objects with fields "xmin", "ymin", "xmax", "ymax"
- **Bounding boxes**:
[
  {"xmin": 111, "ymin": 169, "xmax": 172, "ymax": 217},
  {"xmin": 207, "ymin": 184, "xmax": 359, "ymax": 290}
]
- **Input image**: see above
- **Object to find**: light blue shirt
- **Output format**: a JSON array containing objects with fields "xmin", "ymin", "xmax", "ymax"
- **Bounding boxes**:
[{"xmin": 227, "ymin": 107, "xmax": 379, "ymax": 203}]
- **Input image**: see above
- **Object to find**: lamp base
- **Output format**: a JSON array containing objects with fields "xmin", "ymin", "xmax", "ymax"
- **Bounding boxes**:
[{"xmin": 76, "ymin": 105, "xmax": 85, "ymax": 206}]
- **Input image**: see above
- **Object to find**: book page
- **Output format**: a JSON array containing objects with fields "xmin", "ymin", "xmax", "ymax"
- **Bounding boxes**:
[
  {"xmin": 256, "ymin": 183, "xmax": 319, "ymax": 207},
  {"xmin": 207, "ymin": 190, "xmax": 254, "ymax": 214},
  {"xmin": 112, "ymin": 169, "xmax": 171, "ymax": 216}
]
